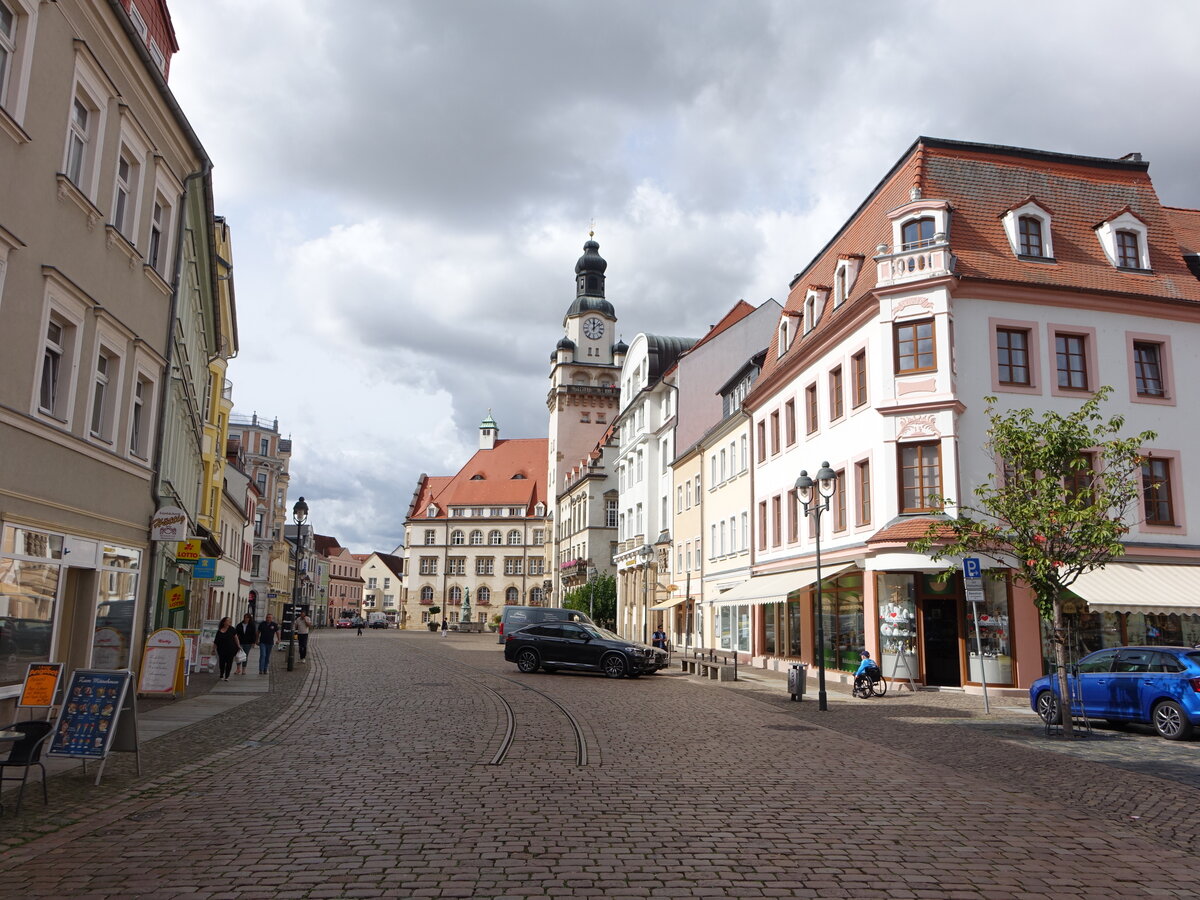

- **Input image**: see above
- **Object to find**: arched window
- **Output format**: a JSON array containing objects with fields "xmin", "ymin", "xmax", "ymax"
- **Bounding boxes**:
[
  {"xmin": 506, "ymin": 587, "xmax": 519, "ymax": 604},
  {"xmin": 449, "ymin": 586, "xmax": 462, "ymax": 603},
  {"xmin": 477, "ymin": 586, "xmax": 490, "ymax": 605},
  {"xmin": 450, "ymin": 530, "xmax": 465, "ymax": 545},
  {"xmin": 901, "ymin": 217, "xmax": 935, "ymax": 250},
  {"xmin": 529, "ymin": 587, "xmax": 544, "ymax": 605},
  {"xmin": 470, "ymin": 530, "xmax": 483, "ymax": 545},
  {"xmin": 488, "ymin": 529, "xmax": 502, "ymax": 545},
  {"xmin": 507, "ymin": 529, "xmax": 521, "ymax": 545},
  {"xmin": 420, "ymin": 586, "xmax": 433, "ymax": 602}
]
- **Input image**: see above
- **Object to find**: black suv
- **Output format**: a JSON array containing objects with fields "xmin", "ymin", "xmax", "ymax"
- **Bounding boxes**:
[{"xmin": 504, "ymin": 622, "xmax": 667, "ymax": 678}]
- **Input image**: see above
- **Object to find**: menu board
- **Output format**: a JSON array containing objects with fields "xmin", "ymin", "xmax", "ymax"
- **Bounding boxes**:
[
  {"xmin": 18, "ymin": 662, "xmax": 64, "ymax": 707},
  {"xmin": 47, "ymin": 669, "xmax": 132, "ymax": 760},
  {"xmin": 137, "ymin": 628, "xmax": 184, "ymax": 695}
]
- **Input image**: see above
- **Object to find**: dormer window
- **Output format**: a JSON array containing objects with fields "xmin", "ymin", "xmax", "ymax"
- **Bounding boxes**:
[
  {"xmin": 1116, "ymin": 231, "xmax": 1140, "ymax": 268},
  {"xmin": 425, "ymin": 504, "xmax": 438, "ymax": 517},
  {"xmin": 833, "ymin": 256, "xmax": 862, "ymax": 307},
  {"xmin": 802, "ymin": 287, "xmax": 828, "ymax": 334},
  {"xmin": 1018, "ymin": 216, "xmax": 1042, "ymax": 256},
  {"xmin": 1096, "ymin": 209, "xmax": 1150, "ymax": 271},
  {"xmin": 1001, "ymin": 199, "xmax": 1054, "ymax": 260},
  {"xmin": 777, "ymin": 316, "xmax": 792, "ymax": 357}
]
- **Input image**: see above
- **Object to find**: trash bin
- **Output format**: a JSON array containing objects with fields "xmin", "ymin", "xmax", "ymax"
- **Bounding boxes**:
[{"xmin": 788, "ymin": 663, "xmax": 808, "ymax": 701}]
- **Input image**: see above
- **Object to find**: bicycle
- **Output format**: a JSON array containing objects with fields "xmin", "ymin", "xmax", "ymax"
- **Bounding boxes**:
[{"xmin": 853, "ymin": 667, "xmax": 887, "ymax": 698}]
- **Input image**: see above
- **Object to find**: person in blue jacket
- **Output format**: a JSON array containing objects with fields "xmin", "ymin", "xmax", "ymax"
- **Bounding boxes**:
[{"xmin": 852, "ymin": 650, "xmax": 880, "ymax": 698}]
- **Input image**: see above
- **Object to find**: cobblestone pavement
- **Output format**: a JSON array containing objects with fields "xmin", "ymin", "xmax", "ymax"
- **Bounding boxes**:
[{"xmin": 1, "ymin": 630, "xmax": 1198, "ymax": 898}]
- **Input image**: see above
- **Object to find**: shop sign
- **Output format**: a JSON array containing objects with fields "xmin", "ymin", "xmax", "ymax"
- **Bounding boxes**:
[
  {"xmin": 151, "ymin": 506, "xmax": 188, "ymax": 541},
  {"xmin": 165, "ymin": 585, "xmax": 186, "ymax": 610},
  {"xmin": 137, "ymin": 628, "xmax": 185, "ymax": 695},
  {"xmin": 211, "ymin": 575, "xmax": 225, "ymax": 587},
  {"xmin": 175, "ymin": 539, "xmax": 201, "ymax": 562},
  {"xmin": 192, "ymin": 557, "xmax": 217, "ymax": 579}
]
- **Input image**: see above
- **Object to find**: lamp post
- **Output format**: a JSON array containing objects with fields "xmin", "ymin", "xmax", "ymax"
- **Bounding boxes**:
[
  {"xmin": 587, "ymin": 566, "xmax": 598, "ymax": 621},
  {"xmin": 640, "ymin": 548, "xmax": 651, "ymax": 644},
  {"xmin": 287, "ymin": 496, "xmax": 309, "ymax": 672},
  {"xmin": 795, "ymin": 464, "xmax": 837, "ymax": 711}
]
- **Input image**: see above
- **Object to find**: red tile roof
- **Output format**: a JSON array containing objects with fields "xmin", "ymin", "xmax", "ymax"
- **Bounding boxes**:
[
  {"xmin": 866, "ymin": 518, "xmax": 954, "ymax": 545},
  {"xmin": 408, "ymin": 439, "xmax": 548, "ymax": 519},
  {"xmin": 686, "ymin": 299, "xmax": 758, "ymax": 354},
  {"xmin": 753, "ymin": 138, "xmax": 1200, "ymax": 396}
]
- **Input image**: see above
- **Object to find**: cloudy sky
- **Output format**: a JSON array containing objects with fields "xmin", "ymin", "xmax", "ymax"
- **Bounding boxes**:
[{"xmin": 167, "ymin": 0, "xmax": 1200, "ymax": 553}]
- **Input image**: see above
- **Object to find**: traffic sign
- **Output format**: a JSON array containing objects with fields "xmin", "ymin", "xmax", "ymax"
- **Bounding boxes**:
[{"xmin": 962, "ymin": 557, "xmax": 982, "ymax": 580}]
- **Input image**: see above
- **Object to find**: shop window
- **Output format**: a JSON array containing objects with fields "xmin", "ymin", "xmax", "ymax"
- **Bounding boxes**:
[
  {"xmin": 878, "ymin": 573, "xmax": 917, "ymax": 681},
  {"xmin": 814, "ymin": 571, "xmax": 864, "ymax": 673},
  {"xmin": 963, "ymin": 577, "xmax": 1013, "ymax": 685}
]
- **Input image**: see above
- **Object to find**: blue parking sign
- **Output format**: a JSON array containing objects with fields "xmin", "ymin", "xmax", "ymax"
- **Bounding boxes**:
[{"xmin": 962, "ymin": 557, "xmax": 981, "ymax": 580}]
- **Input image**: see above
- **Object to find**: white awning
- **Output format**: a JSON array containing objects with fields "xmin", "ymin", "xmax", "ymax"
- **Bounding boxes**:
[
  {"xmin": 709, "ymin": 563, "xmax": 854, "ymax": 607},
  {"xmin": 649, "ymin": 596, "xmax": 688, "ymax": 611},
  {"xmin": 1070, "ymin": 563, "xmax": 1200, "ymax": 616}
]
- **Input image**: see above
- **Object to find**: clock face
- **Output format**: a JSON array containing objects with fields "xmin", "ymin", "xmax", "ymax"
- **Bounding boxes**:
[{"xmin": 583, "ymin": 317, "xmax": 605, "ymax": 339}]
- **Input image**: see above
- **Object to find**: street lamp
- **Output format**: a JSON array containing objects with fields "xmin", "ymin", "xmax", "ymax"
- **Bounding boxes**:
[
  {"xmin": 586, "ymin": 566, "xmax": 598, "ymax": 621},
  {"xmin": 287, "ymin": 496, "xmax": 309, "ymax": 672},
  {"xmin": 795, "ymin": 463, "xmax": 837, "ymax": 711}
]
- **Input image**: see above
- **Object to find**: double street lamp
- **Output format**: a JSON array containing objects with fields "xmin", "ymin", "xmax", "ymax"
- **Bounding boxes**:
[
  {"xmin": 795, "ymin": 463, "xmax": 837, "ymax": 711},
  {"xmin": 287, "ymin": 496, "xmax": 309, "ymax": 672}
]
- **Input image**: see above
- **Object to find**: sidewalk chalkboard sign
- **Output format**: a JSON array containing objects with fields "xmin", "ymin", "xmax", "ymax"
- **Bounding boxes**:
[
  {"xmin": 47, "ymin": 669, "xmax": 140, "ymax": 784},
  {"xmin": 19, "ymin": 662, "xmax": 64, "ymax": 708}
]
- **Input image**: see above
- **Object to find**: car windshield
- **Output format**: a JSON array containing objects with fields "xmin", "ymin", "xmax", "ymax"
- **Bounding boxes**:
[{"xmin": 581, "ymin": 624, "xmax": 623, "ymax": 641}]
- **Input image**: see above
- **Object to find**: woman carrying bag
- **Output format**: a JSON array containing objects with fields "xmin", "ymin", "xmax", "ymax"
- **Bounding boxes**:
[
  {"xmin": 213, "ymin": 616, "xmax": 242, "ymax": 681},
  {"xmin": 234, "ymin": 613, "xmax": 257, "ymax": 676}
]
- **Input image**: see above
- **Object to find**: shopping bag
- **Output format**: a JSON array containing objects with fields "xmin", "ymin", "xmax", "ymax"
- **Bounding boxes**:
[{"xmin": 235, "ymin": 649, "xmax": 248, "ymax": 664}]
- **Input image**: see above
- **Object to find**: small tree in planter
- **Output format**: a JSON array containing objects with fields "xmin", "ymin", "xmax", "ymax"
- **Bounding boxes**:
[
  {"xmin": 427, "ymin": 605, "xmax": 442, "ymax": 631},
  {"xmin": 489, "ymin": 613, "xmax": 501, "ymax": 632}
]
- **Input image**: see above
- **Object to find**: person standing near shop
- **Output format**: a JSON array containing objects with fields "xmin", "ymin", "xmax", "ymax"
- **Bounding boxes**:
[
  {"xmin": 257, "ymin": 613, "xmax": 280, "ymax": 675},
  {"xmin": 212, "ymin": 617, "xmax": 241, "ymax": 681},
  {"xmin": 234, "ymin": 613, "xmax": 257, "ymax": 676},
  {"xmin": 295, "ymin": 609, "xmax": 312, "ymax": 663}
]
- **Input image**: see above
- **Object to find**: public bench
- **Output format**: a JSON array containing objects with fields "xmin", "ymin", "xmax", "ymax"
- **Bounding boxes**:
[{"xmin": 679, "ymin": 649, "xmax": 738, "ymax": 682}]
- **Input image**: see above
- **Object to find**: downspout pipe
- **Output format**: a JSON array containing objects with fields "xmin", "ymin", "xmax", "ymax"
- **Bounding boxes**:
[{"xmin": 105, "ymin": 2, "xmax": 217, "ymax": 635}]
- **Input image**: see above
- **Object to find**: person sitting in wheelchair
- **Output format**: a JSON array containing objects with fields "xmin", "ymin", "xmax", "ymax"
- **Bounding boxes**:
[{"xmin": 852, "ymin": 650, "xmax": 881, "ymax": 697}]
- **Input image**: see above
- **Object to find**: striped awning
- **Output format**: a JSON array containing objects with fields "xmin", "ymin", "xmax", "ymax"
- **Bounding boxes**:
[
  {"xmin": 709, "ymin": 563, "xmax": 854, "ymax": 608},
  {"xmin": 1070, "ymin": 563, "xmax": 1200, "ymax": 616}
]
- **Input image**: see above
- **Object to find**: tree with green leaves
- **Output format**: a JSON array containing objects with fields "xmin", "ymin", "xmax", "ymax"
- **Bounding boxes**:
[
  {"xmin": 910, "ymin": 388, "xmax": 1155, "ymax": 738},
  {"xmin": 561, "ymin": 574, "xmax": 617, "ymax": 627}
]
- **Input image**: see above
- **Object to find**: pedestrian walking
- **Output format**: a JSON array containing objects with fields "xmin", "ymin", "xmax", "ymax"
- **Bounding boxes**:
[
  {"xmin": 234, "ymin": 613, "xmax": 256, "ymax": 675},
  {"xmin": 652, "ymin": 627, "xmax": 668, "ymax": 651},
  {"xmin": 212, "ymin": 616, "xmax": 241, "ymax": 681},
  {"xmin": 440, "ymin": 619, "xmax": 448, "ymax": 638},
  {"xmin": 355, "ymin": 616, "xmax": 364, "ymax": 636},
  {"xmin": 257, "ymin": 613, "xmax": 280, "ymax": 674},
  {"xmin": 295, "ymin": 609, "xmax": 311, "ymax": 662}
]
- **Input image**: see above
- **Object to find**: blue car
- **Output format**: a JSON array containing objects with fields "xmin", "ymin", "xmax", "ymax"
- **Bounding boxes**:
[{"xmin": 1030, "ymin": 645, "xmax": 1200, "ymax": 740}]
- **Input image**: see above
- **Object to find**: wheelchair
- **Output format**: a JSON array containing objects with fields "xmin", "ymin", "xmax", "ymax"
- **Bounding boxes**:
[{"xmin": 852, "ymin": 666, "xmax": 887, "ymax": 698}]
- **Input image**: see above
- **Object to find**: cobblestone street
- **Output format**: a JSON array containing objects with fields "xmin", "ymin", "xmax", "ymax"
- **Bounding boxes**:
[{"xmin": 2, "ymin": 630, "xmax": 1199, "ymax": 898}]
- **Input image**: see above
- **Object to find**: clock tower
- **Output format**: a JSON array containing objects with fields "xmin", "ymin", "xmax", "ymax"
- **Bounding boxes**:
[{"xmin": 546, "ymin": 238, "xmax": 624, "ymax": 588}]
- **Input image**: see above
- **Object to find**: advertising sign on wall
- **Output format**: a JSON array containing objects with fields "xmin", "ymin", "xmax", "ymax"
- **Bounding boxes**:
[
  {"xmin": 191, "ymin": 557, "xmax": 217, "ymax": 579},
  {"xmin": 165, "ymin": 585, "xmax": 186, "ymax": 610},
  {"xmin": 150, "ymin": 506, "xmax": 188, "ymax": 541},
  {"xmin": 175, "ymin": 540, "xmax": 201, "ymax": 562}
]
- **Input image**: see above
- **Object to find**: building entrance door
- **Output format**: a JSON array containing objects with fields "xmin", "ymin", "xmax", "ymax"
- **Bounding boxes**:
[{"xmin": 921, "ymin": 595, "xmax": 961, "ymax": 686}]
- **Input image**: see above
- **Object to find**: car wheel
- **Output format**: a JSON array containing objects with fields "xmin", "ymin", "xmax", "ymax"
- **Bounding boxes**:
[
  {"xmin": 1152, "ymin": 700, "xmax": 1193, "ymax": 741},
  {"xmin": 601, "ymin": 654, "xmax": 627, "ymax": 679},
  {"xmin": 515, "ymin": 649, "xmax": 540, "ymax": 674},
  {"xmin": 1035, "ymin": 690, "xmax": 1060, "ymax": 724}
]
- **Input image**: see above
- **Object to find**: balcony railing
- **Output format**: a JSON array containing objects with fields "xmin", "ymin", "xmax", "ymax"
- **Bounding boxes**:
[{"xmin": 874, "ymin": 237, "xmax": 955, "ymax": 287}]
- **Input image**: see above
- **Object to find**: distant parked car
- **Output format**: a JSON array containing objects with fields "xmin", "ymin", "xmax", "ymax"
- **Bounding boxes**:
[
  {"xmin": 369, "ymin": 619, "xmax": 388, "ymax": 629},
  {"xmin": 504, "ymin": 621, "xmax": 667, "ymax": 678},
  {"xmin": 1030, "ymin": 645, "xmax": 1200, "ymax": 740},
  {"xmin": 335, "ymin": 619, "xmax": 352, "ymax": 629}
]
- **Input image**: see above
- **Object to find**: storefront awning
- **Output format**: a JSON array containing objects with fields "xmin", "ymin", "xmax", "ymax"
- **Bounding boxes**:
[
  {"xmin": 709, "ymin": 563, "xmax": 854, "ymax": 608},
  {"xmin": 1070, "ymin": 563, "xmax": 1200, "ymax": 616},
  {"xmin": 649, "ymin": 596, "xmax": 688, "ymax": 611}
]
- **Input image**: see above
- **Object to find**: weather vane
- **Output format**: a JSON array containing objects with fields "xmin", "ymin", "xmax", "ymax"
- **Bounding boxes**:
[{"xmin": 589, "ymin": 218, "xmax": 595, "ymax": 239}]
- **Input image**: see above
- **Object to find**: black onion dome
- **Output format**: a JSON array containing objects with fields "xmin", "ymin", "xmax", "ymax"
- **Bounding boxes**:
[
  {"xmin": 557, "ymin": 336, "xmax": 576, "ymax": 351},
  {"xmin": 575, "ymin": 240, "xmax": 608, "ymax": 276},
  {"xmin": 613, "ymin": 339, "xmax": 628, "ymax": 354},
  {"xmin": 565, "ymin": 238, "xmax": 615, "ymax": 320}
]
